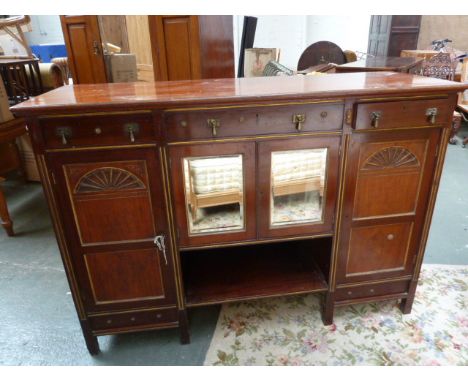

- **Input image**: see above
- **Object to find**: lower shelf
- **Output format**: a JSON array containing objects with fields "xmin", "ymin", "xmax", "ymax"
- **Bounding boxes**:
[{"xmin": 181, "ymin": 238, "xmax": 331, "ymax": 307}]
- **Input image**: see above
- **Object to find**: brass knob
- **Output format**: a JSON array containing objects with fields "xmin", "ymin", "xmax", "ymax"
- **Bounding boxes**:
[
  {"xmin": 320, "ymin": 111, "xmax": 328, "ymax": 118},
  {"xmin": 156, "ymin": 313, "xmax": 162, "ymax": 319},
  {"xmin": 347, "ymin": 291, "xmax": 353, "ymax": 295},
  {"xmin": 94, "ymin": 127, "xmax": 102, "ymax": 135},
  {"xmin": 207, "ymin": 118, "xmax": 220, "ymax": 136},
  {"xmin": 369, "ymin": 289, "xmax": 375, "ymax": 293},
  {"xmin": 371, "ymin": 111, "xmax": 382, "ymax": 128},
  {"xmin": 130, "ymin": 317, "xmax": 136, "ymax": 322},
  {"xmin": 387, "ymin": 234, "xmax": 394, "ymax": 240},
  {"xmin": 106, "ymin": 319, "xmax": 112, "ymax": 324},
  {"xmin": 426, "ymin": 108, "xmax": 438, "ymax": 124},
  {"xmin": 293, "ymin": 114, "xmax": 306, "ymax": 131},
  {"xmin": 180, "ymin": 120, "xmax": 187, "ymax": 127}
]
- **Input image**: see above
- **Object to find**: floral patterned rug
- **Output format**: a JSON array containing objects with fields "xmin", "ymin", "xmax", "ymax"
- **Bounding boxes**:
[{"xmin": 204, "ymin": 264, "xmax": 468, "ymax": 366}]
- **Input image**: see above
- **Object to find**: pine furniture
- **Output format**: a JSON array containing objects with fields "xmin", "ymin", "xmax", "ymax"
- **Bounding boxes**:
[{"xmin": 11, "ymin": 72, "xmax": 467, "ymax": 354}]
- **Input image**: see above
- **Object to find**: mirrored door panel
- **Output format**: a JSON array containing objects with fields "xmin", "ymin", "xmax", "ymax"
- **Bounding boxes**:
[
  {"xmin": 183, "ymin": 155, "xmax": 244, "ymax": 235},
  {"xmin": 169, "ymin": 142, "xmax": 256, "ymax": 247},
  {"xmin": 270, "ymin": 148, "xmax": 327, "ymax": 227},
  {"xmin": 258, "ymin": 136, "xmax": 340, "ymax": 239}
]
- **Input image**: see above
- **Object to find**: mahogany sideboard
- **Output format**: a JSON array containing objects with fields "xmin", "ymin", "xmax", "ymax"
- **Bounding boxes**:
[{"xmin": 11, "ymin": 73, "xmax": 467, "ymax": 355}]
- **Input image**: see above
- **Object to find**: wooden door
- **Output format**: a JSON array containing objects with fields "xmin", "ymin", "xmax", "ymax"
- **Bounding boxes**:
[
  {"xmin": 336, "ymin": 128, "xmax": 440, "ymax": 284},
  {"xmin": 257, "ymin": 136, "xmax": 341, "ymax": 239},
  {"xmin": 367, "ymin": 16, "xmax": 392, "ymax": 56},
  {"xmin": 168, "ymin": 142, "xmax": 256, "ymax": 248},
  {"xmin": 60, "ymin": 15, "xmax": 108, "ymax": 84},
  {"xmin": 149, "ymin": 15, "xmax": 201, "ymax": 81},
  {"xmin": 47, "ymin": 147, "xmax": 177, "ymax": 312}
]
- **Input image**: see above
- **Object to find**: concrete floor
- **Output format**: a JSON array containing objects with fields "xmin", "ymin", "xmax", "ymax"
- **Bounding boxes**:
[{"xmin": 0, "ymin": 128, "xmax": 467, "ymax": 365}]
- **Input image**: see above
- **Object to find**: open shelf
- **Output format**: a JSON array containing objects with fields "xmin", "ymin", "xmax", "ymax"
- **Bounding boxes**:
[{"xmin": 181, "ymin": 237, "xmax": 331, "ymax": 307}]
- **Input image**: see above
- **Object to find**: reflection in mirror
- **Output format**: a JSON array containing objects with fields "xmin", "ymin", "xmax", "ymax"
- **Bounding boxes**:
[
  {"xmin": 183, "ymin": 155, "xmax": 244, "ymax": 235},
  {"xmin": 270, "ymin": 148, "xmax": 327, "ymax": 227}
]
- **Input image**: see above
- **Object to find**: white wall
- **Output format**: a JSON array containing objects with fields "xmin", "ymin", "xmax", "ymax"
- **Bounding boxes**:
[
  {"xmin": 24, "ymin": 15, "xmax": 64, "ymax": 45},
  {"xmin": 234, "ymin": 15, "xmax": 371, "ymax": 73}
]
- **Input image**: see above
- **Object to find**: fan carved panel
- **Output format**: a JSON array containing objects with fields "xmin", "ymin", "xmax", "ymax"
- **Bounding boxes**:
[
  {"xmin": 362, "ymin": 147, "xmax": 419, "ymax": 170},
  {"xmin": 75, "ymin": 167, "xmax": 145, "ymax": 193}
]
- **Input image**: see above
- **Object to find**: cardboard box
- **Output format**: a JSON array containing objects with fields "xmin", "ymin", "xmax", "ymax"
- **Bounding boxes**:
[{"xmin": 105, "ymin": 53, "xmax": 138, "ymax": 83}]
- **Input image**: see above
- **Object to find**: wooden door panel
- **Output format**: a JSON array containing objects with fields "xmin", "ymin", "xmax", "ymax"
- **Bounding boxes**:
[
  {"xmin": 60, "ymin": 15, "xmax": 107, "ymax": 84},
  {"xmin": 337, "ymin": 128, "xmax": 440, "ymax": 284},
  {"xmin": 47, "ymin": 147, "xmax": 177, "ymax": 312},
  {"xmin": 63, "ymin": 161, "xmax": 155, "ymax": 245},
  {"xmin": 346, "ymin": 222, "xmax": 413, "ymax": 277},
  {"xmin": 84, "ymin": 248, "xmax": 165, "ymax": 305}
]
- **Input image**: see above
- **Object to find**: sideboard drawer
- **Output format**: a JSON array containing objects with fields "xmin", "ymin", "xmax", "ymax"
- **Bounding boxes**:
[
  {"xmin": 354, "ymin": 98, "xmax": 449, "ymax": 130},
  {"xmin": 165, "ymin": 102, "xmax": 344, "ymax": 141},
  {"xmin": 41, "ymin": 113, "xmax": 155, "ymax": 148},
  {"xmin": 88, "ymin": 307, "xmax": 178, "ymax": 333},
  {"xmin": 335, "ymin": 280, "xmax": 410, "ymax": 302}
]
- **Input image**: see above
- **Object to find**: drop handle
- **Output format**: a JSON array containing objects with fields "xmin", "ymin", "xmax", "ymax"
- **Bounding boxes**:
[
  {"xmin": 207, "ymin": 118, "xmax": 220, "ymax": 136},
  {"xmin": 124, "ymin": 123, "xmax": 140, "ymax": 143},
  {"xmin": 370, "ymin": 111, "xmax": 382, "ymax": 128},
  {"xmin": 426, "ymin": 108, "xmax": 438, "ymax": 124},
  {"xmin": 56, "ymin": 127, "xmax": 72, "ymax": 145},
  {"xmin": 293, "ymin": 114, "xmax": 306, "ymax": 131},
  {"xmin": 154, "ymin": 234, "xmax": 168, "ymax": 266}
]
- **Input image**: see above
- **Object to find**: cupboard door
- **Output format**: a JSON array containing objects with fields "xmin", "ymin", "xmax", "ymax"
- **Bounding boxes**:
[
  {"xmin": 258, "ymin": 136, "xmax": 340, "ymax": 239},
  {"xmin": 60, "ymin": 15, "xmax": 108, "ymax": 84},
  {"xmin": 149, "ymin": 16, "xmax": 201, "ymax": 81},
  {"xmin": 169, "ymin": 142, "xmax": 256, "ymax": 247},
  {"xmin": 47, "ymin": 148, "xmax": 177, "ymax": 312},
  {"xmin": 336, "ymin": 128, "xmax": 440, "ymax": 284}
]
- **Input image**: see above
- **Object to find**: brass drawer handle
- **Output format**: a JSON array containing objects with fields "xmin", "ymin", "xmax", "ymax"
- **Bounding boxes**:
[
  {"xmin": 426, "ymin": 108, "xmax": 438, "ymax": 124},
  {"xmin": 370, "ymin": 111, "xmax": 382, "ymax": 128},
  {"xmin": 207, "ymin": 118, "xmax": 220, "ymax": 136},
  {"xmin": 124, "ymin": 123, "xmax": 140, "ymax": 143},
  {"xmin": 56, "ymin": 127, "xmax": 72, "ymax": 145},
  {"xmin": 320, "ymin": 111, "xmax": 328, "ymax": 119},
  {"xmin": 293, "ymin": 114, "xmax": 306, "ymax": 131}
]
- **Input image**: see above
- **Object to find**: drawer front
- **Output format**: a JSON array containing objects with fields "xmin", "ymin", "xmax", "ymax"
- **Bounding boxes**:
[
  {"xmin": 354, "ymin": 98, "xmax": 449, "ymax": 130},
  {"xmin": 165, "ymin": 103, "xmax": 344, "ymax": 141},
  {"xmin": 41, "ymin": 113, "xmax": 156, "ymax": 148},
  {"xmin": 88, "ymin": 307, "xmax": 178, "ymax": 332},
  {"xmin": 335, "ymin": 280, "xmax": 410, "ymax": 302}
]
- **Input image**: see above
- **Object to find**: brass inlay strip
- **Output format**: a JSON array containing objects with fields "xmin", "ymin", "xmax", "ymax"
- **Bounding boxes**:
[
  {"xmin": 180, "ymin": 233, "xmax": 333, "ymax": 251},
  {"xmin": 353, "ymin": 124, "xmax": 444, "ymax": 133},
  {"xmin": 358, "ymin": 94, "xmax": 448, "ymax": 102},
  {"xmin": 87, "ymin": 305, "xmax": 177, "ymax": 317},
  {"xmin": 39, "ymin": 110, "xmax": 152, "ymax": 119},
  {"xmin": 161, "ymin": 147, "xmax": 185, "ymax": 309},
  {"xmin": 336, "ymin": 275, "xmax": 412, "ymax": 289},
  {"xmin": 329, "ymin": 134, "xmax": 349, "ymax": 290},
  {"xmin": 167, "ymin": 131, "xmax": 343, "ymax": 146},
  {"xmin": 45, "ymin": 143, "xmax": 157, "ymax": 153},
  {"xmin": 37, "ymin": 155, "xmax": 86, "ymax": 319},
  {"xmin": 164, "ymin": 99, "xmax": 344, "ymax": 112}
]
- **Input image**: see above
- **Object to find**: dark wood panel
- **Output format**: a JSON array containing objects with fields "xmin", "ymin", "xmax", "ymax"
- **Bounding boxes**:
[
  {"xmin": 354, "ymin": 98, "xmax": 449, "ymax": 130},
  {"xmin": 182, "ymin": 239, "xmax": 329, "ymax": 306},
  {"xmin": 85, "ymin": 248, "xmax": 165, "ymax": 304},
  {"xmin": 346, "ymin": 222, "xmax": 413, "ymax": 277},
  {"xmin": 164, "ymin": 103, "xmax": 343, "ymax": 141}
]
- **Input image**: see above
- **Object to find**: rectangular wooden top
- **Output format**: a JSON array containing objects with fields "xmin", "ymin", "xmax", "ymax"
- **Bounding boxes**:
[
  {"xmin": 11, "ymin": 72, "xmax": 468, "ymax": 116},
  {"xmin": 335, "ymin": 57, "xmax": 423, "ymax": 72}
]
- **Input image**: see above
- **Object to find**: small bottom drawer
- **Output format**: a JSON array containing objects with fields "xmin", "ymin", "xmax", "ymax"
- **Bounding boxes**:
[
  {"xmin": 88, "ymin": 307, "xmax": 178, "ymax": 332},
  {"xmin": 335, "ymin": 280, "xmax": 410, "ymax": 302}
]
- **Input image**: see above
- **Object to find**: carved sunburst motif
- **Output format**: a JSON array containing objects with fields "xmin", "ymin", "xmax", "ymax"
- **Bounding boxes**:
[
  {"xmin": 75, "ymin": 167, "xmax": 145, "ymax": 193},
  {"xmin": 363, "ymin": 147, "xmax": 419, "ymax": 170}
]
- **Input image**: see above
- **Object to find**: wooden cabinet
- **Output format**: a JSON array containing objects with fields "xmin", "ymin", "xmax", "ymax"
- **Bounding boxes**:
[
  {"xmin": 11, "ymin": 73, "xmax": 466, "ymax": 355},
  {"xmin": 367, "ymin": 16, "xmax": 422, "ymax": 57},
  {"xmin": 149, "ymin": 16, "xmax": 234, "ymax": 81}
]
